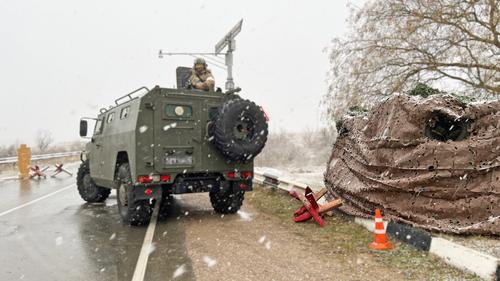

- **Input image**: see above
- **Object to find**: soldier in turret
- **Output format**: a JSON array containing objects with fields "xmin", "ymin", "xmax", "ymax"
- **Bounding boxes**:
[{"xmin": 190, "ymin": 58, "xmax": 215, "ymax": 91}]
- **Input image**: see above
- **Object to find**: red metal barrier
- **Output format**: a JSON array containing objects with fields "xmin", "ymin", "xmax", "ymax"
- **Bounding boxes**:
[
  {"xmin": 289, "ymin": 186, "xmax": 343, "ymax": 227},
  {"xmin": 50, "ymin": 163, "xmax": 73, "ymax": 177},
  {"xmin": 29, "ymin": 165, "xmax": 48, "ymax": 179}
]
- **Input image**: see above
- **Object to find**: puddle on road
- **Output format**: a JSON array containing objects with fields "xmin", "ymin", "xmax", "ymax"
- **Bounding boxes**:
[{"xmin": 74, "ymin": 199, "xmax": 147, "ymax": 281}]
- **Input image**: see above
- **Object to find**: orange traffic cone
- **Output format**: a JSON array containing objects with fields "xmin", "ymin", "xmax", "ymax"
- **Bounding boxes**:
[{"xmin": 369, "ymin": 209, "xmax": 393, "ymax": 250}]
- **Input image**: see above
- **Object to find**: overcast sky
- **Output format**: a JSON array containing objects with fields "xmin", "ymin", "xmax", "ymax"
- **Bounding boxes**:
[{"xmin": 0, "ymin": 0, "xmax": 364, "ymax": 146}]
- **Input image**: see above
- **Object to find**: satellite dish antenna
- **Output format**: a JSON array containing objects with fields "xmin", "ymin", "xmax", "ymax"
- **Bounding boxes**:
[
  {"xmin": 215, "ymin": 19, "xmax": 243, "ymax": 90},
  {"xmin": 158, "ymin": 19, "xmax": 243, "ymax": 91}
]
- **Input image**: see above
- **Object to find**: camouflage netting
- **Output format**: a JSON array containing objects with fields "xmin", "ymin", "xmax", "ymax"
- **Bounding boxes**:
[{"xmin": 325, "ymin": 94, "xmax": 500, "ymax": 235}]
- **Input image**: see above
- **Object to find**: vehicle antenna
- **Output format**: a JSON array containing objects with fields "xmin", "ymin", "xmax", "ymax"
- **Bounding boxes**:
[{"xmin": 158, "ymin": 19, "xmax": 243, "ymax": 91}]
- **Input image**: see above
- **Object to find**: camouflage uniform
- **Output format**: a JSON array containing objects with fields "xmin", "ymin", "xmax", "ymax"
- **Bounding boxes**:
[{"xmin": 189, "ymin": 69, "xmax": 215, "ymax": 91}]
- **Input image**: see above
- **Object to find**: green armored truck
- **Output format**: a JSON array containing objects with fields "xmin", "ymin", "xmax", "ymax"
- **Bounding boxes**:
[{"xmin": 77, "ymin": 67, "xmax": 268, "ymax": 225}]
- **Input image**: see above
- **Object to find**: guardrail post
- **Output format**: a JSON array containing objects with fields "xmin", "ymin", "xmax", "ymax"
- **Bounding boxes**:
[
  {"xmin": 263, "ymin": 172, "xmax": 280, "ymax": 188},
  {"xmin": 17, "ymin": 144, "xmax": 31, "ymax": 179}
]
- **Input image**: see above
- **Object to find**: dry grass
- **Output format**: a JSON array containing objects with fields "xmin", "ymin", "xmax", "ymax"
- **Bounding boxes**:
[{"xmin": 247, "ymin": 184, "xmax": 482, "ymax": 281}]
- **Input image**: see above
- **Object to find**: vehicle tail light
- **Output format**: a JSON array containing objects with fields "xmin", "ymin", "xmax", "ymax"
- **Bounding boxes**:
[
  {"xmin": 226, "ymin": 171, "xmax": 236, "ymax": 179},
  {"xmin": 160, "ymin": 175, "xmax": 170, "ymax": 182},
  {"xmin": 137, "ymin": 175, "xmax": 152, "ymax": 184},
  {"xmin": 241, "ymin": 171, "xmax": 253, "ymax": 179},
  {"xmin": 239, "ymin": 182, "xmax": 246, "ymax": 190},
  {"xmin": 144, "ymin": 188, "xmax": 153, "ymax": 196}
]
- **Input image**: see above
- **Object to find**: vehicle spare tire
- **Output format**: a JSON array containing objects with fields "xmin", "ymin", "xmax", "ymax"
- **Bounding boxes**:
[{"xmin": 211, "ymin": 98, "xmax": 268, "ymax": 162}]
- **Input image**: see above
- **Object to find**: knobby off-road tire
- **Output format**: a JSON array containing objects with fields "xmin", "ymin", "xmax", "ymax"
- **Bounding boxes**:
[
  {"xmin": 209, "ymin": 184, "xmax": 245, "ymax": 214},
  {"xmin": 115, "ymin": 163, "xmax": 152, "ymax": 226},
  {"xmin": 211, "ymin": 98, "xmax": 268, "ymax": 162},
  {"xmin": 76, "ymin": 160, "xmax": 111, "ymax": 203},
  {"xmin": 158, "ymin": 189, "xmax": 173, "ymax": 220}
]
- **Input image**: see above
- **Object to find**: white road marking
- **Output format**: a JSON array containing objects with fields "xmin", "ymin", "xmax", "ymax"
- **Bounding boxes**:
[
  {"xmin": 0, "ymin": 184, "xmax": 75, "ymax": 217},
  {"xmin": 131, "ymin": 198, "xmax": 161, "ymax": 281}
]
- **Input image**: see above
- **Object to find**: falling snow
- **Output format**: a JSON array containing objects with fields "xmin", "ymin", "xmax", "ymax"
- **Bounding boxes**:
[
  {"xmin": 258, "ymin": 235, "xmax": 266, "ymax": 244},
  {"xmin": 203, "ymin": 256, "xmax": 217, "ymax": 268},
  {"xmin": 139, "ymin": 126, "xmax": 148, "ymax": 133},
  {"xmin": 55, "ymin": 236, "xmax": 63, "ymax": 246},
  {"xmin": 237, "ymin": 210, "xmax": 252, "ymax": 221},
  {"xmin": 147, "ymin": 243, "xmax": 156, "ymax": 255},
  {"xmin": 163, "ymin": 123, "xmax": 177, "ymax": 131},
  {"xmin": 265, "ymin": 241, "xmax": 272, "ymax": 250},
  {"xmin": 172, "ymin": 264, "xmax": 186, "ymax": 279}
]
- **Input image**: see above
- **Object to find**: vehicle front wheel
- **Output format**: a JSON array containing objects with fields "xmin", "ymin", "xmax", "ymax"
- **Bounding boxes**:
[
  {"xmin": 76, "ymin": 160, "xmax": 110, "ymax": 203},
  {"xmin": 115, "ymin": 163, "xmax": 152, "ymax": 226}
]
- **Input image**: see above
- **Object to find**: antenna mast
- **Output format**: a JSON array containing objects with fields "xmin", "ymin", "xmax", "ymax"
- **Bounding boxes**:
[
  {"xmin": 158, "ymin": 19, "xmax": 243, "ymax": 91},
  {"xmin": 214, "ymin": 19, "xmax": 243, "ymax": 90}
]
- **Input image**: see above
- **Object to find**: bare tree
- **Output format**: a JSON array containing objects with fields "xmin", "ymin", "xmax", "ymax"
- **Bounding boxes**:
[
  {"xmin": 302, "ymin": 127, "xmax": 316, "ymax": 148},
  {"xmin": 0, "ymin": 140, "xmax": 21, "ymax": 157},
  {"xmin": 324, "ymin": 0, "xmax": 500, "ymax": 120},
  {"xmin": 35, "ymin": 130, "xmax": 53, "ymax": 152}
]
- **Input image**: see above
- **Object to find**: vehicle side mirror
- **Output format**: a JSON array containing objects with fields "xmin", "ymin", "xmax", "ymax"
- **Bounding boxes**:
[{"xmin": 80, "ymin": 120, "xmax": 88, "ymax": 137}]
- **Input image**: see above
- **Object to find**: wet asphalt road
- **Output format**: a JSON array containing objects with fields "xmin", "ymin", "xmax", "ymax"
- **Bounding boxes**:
[{"xmin": 0, "ymin": 164, "xmax": 195, "ymax": 281}]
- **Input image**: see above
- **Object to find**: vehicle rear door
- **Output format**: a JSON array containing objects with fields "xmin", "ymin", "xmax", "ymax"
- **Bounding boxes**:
[{"xmin": 153, "ymin": 93, "xmax": 204, "ymax": 172}]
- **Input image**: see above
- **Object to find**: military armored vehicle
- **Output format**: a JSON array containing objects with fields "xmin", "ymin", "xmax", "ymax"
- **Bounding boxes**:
[
  {"xmin": 77, "ymin": 20, "xmax": 268, "ymax": 225},
  {"xmin": 77, "ymin": 79, "xmax": 268, "ymax": 225}
]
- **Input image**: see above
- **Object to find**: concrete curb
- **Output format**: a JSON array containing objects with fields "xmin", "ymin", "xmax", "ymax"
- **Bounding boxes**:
[
  {"xmin": 360, "ymin": 218, "xmax": 499, "ymax": 281},
  {"xmin": 254, "ymin": 170, "xmax": 500, "ymax": 281}
]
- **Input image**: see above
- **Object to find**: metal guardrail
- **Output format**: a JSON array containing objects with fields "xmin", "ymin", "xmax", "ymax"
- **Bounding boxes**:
[
  {"xmin": 254, "ymin": 170, "xmax": 307, "ymax": 190},
  {"xmin": 0, "ymin": 151, "xmax": 80, "ymax": 164},
  {"xmin": 253, "ymin": 169, "xmax": 328, "ymax": 204}
]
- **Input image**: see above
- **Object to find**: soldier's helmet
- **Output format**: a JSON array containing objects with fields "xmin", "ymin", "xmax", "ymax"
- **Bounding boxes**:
[{"xmin": 193, "ymin": 57, "xmax": 207, "ymax": 67}]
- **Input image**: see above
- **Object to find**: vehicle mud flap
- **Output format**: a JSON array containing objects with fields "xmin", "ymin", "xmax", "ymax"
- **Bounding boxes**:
[
  {"xmin": 231, "ymin": 180, "xmax": 253, "ymax": 192},
  {"xmin": 130, "ymin": 184, "xmax": 162, "ymax": 201}
]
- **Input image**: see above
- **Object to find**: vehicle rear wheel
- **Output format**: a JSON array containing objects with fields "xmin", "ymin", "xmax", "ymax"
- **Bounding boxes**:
[
  {"xmin": 115, "ymin": 163, "xmax": 152, "ymax": 226},
  {"xmin": 159, "ymin": 188, "xmax": 173, "ymax": 219},
  {"xmin": 209, "ymin": 183, "xmax": 245, "ymax": 214},
  {"xmin": 76, "ymin": 160, "xmax": 110, "ymax": 203}
]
